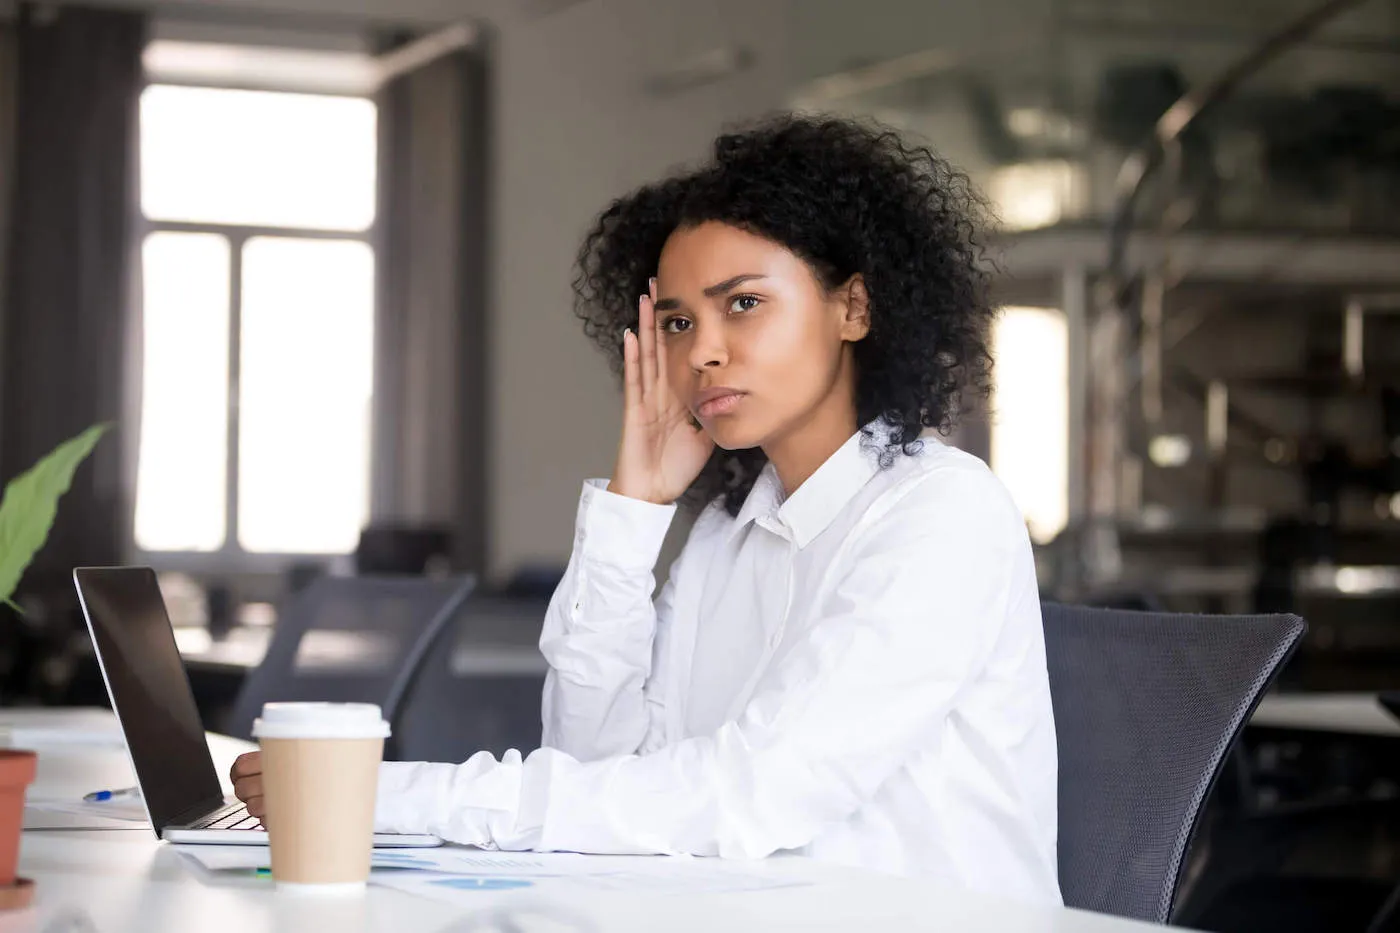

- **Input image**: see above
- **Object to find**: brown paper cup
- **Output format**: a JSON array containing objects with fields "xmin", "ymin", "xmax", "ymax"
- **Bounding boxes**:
[
  {"xmin": 261, "ymin": 736, "xmax": 382, "ymax": 889},
  {"xmin": 254, "ymin": 702, "xmax": 390, "ymax": 892}
]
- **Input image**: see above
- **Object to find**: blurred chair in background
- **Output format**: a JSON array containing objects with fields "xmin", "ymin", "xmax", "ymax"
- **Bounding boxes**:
[
  {"xmin": 283, "ymin": 562, "xmax": 328, "ymax": 598},
  {"xmin": 1181, "ymin": 691, "xmax": 1400, "ymax": 932},
  {"xmin": 224, "ymin": 575, "xmax": 475, "ymax": 751},
  {"xmin": 499, "ymin": 564, "xmax": 566, "ymax": 600},
  {"xmin": 1043, "ymin": 602, "xmax": 1305, "ymax": 924},
  {"xmin": 392, "ymin": 594, "xmax": 549, "ymax": 762},
  {"xmin": 355, "ymin": 525, "xmax": 453, "ymax": 576}
]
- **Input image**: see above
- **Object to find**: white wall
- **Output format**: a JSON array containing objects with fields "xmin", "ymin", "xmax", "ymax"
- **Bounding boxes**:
[
  {"xmin": 484, "ymin": 0, "xmax": 791, "ymax": 575},
  {"xmin": 789, "ymin": 0, "xmax": 1052, "ymax": 86},
  {"xmin": 84, "ymin": 0, "xmax": 496, "ymax": 26}
]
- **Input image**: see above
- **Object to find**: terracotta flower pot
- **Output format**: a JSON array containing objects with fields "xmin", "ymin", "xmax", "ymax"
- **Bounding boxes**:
[{"xmin": 0, "ymin": 749, "xmax": 36, "ymax": 907}]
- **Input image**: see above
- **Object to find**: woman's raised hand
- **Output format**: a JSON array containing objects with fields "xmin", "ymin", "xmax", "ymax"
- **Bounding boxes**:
[{"xmin": 607, "ymin": 281, "xmax": 713, "ymax": 505}]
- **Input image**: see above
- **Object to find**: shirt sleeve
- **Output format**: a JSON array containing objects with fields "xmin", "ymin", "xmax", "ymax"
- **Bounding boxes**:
[
  {"xmin": 375, "ymin": 467, "xmax": 1027, "ymax": 858},
  {"xmin": 536, "ymin": 480, "xmax": 678, "ymax": 761}
]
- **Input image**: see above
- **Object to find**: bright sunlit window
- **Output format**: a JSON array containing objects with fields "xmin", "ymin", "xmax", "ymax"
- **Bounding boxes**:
[
  {"xmin": 140, "ymin": 85, "xmax": 376, "ymax": 230},
  {"xmin": 991, "ymin": 306, "xmax": 1069, "ymax": 544},
  {"xmin": 134, "ymin": 233, "xmax": 230, "ymax": 551},
  {"xmin": 134, "ymin": 83, "xmax": 377, "ymax": 558},
  {"xmin": 238, "ymin": 237, "xmax": 374, "ymax": 553}
]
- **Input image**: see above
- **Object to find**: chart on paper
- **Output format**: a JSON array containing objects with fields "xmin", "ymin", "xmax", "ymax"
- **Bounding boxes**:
[
  {"xmin": 369, "ymin": 857, "xmax": 814, "ymax": 905},
  {"xmin": 370, "ymin": 849, "xmax": 578, "ymax": 874},
  {"xmin": 174, "ymin": 845, "xmax": 588, "ymax": 874}
]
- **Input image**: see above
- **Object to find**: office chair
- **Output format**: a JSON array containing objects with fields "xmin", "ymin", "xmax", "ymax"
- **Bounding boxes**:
[
  {"xmin": 224, "ymin": 575, "xmax": 476, "ymax": 755},
  {"xmin": 391, "ymin": 594, "xmax": 549, "ymax": 762},
  {"xmin": 1042, "ymin": 602, "xmax": 1305, "ymax": 924},
  {"xmin": 354, "ymin": 525, "xmax": 453, "ymax": 576}
]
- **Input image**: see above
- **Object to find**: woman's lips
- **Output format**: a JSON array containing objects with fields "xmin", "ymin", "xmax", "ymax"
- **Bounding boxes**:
[{"xmin": 696, "ymin": 392, "xmax": 745, "ymax": 419}]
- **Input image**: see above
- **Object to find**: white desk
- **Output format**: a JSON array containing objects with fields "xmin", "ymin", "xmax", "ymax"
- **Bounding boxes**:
[
  {"xmin": 2, "ymin": 709, "xmax": 1155, "ymax": 933},
  {"xmin": 1251, "ymin": 693, "xmax": 1400, "ymax": 737}
]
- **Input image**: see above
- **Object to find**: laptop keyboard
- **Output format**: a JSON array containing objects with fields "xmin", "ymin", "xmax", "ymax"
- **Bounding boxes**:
[{"xmin": 189, "ymin": 802, "xmax": 262, "ymax": 831}]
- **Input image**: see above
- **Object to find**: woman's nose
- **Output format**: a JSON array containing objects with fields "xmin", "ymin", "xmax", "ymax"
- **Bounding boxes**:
[{"xmin": 687, "ymin": 318, "xmax": 729, "ymax": 372}]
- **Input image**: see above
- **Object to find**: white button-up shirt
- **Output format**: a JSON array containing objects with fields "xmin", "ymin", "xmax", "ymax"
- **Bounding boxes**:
[{"xmin": 377, "ymin": 428, "xmax": 1062, "ymax": 906}]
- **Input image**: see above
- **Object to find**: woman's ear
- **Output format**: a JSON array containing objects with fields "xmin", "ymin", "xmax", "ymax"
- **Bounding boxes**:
[{"xmin": 838, "ymin": 274, "xmax": 872, "ymax": 343}]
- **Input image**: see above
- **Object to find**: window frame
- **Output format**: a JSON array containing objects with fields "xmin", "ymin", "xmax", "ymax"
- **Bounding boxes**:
[{"xmin": 127, "ymin": 78, "xmax": 379, "ymax": 574}]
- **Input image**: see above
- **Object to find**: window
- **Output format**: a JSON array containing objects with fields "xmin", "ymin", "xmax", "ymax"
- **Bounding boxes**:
[
  {"xmin": 134, "ymin": 84, "xmax": 377, "ymax": 560},
  {"xmin": 991, "ymin": 306, "xmax": 1069, "ymax": 544}
]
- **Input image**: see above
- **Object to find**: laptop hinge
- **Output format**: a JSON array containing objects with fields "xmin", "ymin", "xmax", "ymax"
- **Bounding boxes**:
[{"xmin": 164, "ymin": 795, "xmax": 230, "ymax": 831}]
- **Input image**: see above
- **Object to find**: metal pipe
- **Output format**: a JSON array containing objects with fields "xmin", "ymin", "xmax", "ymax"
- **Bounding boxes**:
[{"xmin": 1105, "ymin": 0, "xmax": 1371, "ymax": 289}]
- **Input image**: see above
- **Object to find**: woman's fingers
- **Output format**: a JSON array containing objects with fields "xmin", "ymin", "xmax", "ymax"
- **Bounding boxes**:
[
  {"xmin": 228, "ymin": 751, "xmax": 267, "ymax": 821},
  {"xmin": 653, "ymin": 307, "xmax": 675, "ymax": 411},
  {"xmin": 230, "ymin": 752, "xmax": 262, "ymax": 820},
  {"xmin": 230, "ymin": 751, "xmax": 261, "ymax": 784},
  {"xmin": 233, "ymin": 773, "xmax": 263, "ymax": 804},
  {"xmin": 638, "ymin": 293, "xmax": 657, "ymax": 410},
  {"xmin": 647, "ymin": 278, "xmax": 674, "ymax": 411},
  {"xmin": 620, "ymin": 279, "xmax": 672, "ymax": 427},
  {"xmin": 622, "ymin": 328, "xmax": 641, "ymax": 416}
]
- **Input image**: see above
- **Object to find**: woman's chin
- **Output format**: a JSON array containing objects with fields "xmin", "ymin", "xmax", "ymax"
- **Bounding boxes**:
[{"xmin": 704, "ymin": 418, "xmax": 766, "ymax": 452}]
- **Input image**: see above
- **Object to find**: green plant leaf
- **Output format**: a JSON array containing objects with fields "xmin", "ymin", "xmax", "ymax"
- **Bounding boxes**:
[{"xmin": 0, "ymin": 423, "xmax": 110, "ymax": 605}]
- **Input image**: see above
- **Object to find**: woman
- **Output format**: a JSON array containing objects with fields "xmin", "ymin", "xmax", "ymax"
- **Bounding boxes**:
[{"xmin": 231, "ymin": 115, "xmax": 1061, "ymax": 905}]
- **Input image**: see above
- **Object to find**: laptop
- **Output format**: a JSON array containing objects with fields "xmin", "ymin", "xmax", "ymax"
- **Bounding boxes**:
[{"xmin": 73, "ymin": 566, "xmax": 441, "ymax": 847}]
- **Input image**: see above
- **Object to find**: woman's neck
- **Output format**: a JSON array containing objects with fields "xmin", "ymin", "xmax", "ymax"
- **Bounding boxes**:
[{"xmin": 763, "ymin": 394, "xmax": 859, "ymax": 498}]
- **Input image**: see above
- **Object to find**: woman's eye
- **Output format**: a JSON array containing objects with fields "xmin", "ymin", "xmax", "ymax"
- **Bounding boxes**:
[
  {"xmin": 661, "ymin": 317, "xmax": 692, "ymax": 334},
  {"xmin": 729, "ymin": 294, "xmax": 761, "ymax": 313}
]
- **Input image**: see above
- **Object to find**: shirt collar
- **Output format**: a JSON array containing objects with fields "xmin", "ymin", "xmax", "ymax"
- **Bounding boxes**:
[
  {"xmin": 729, "ymin": 419, "xmax": 891, "ymax": 549},
  {"xmin": 731, "ymin": 462, "xmax": 784, "ymax": 537}
]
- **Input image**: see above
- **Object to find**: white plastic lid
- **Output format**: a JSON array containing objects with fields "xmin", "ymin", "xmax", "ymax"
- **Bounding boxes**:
[{"xmin": 252, "ymin": 702, "xmax": 391, "ymax": 740}]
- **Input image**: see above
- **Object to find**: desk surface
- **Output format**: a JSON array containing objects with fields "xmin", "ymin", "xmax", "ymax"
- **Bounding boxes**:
[
  {"xmin": 1251, "ymin": 692, "xmax": 1400, "ymax": 737},
  {"xmin": 1, "ymin": 709, "xmax": 1157, "ymax": 933},
  {"xmin": 177, "ymin": 626, "xmax": 549, "ymax": 678}
]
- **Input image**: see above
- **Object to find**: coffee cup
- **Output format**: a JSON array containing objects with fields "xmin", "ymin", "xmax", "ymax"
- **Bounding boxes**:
[{"xmin": 252, "ymin": 702, "xmax": 390, "ymax": 891}]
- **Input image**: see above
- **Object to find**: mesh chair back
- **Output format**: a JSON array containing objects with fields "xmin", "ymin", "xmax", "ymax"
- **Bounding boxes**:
[
  {"xmin": 1043, "ymin": 602, "xmax": 1304, "ymax": 923},
  {"xmin": 392, "ymin": 595, "xmax": 549, "ymax": 762},
  {"xmin": 225, "ymin": 575, "xmax": 475, "ymax": 747}
]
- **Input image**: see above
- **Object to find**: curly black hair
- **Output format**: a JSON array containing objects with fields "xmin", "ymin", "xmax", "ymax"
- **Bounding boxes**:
[{"xmin": 573, "ymin": 113, "xmax": 995, "ymax": 516}]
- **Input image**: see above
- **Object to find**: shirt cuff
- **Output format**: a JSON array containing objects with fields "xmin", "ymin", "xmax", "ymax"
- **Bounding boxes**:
[
  {"xmin": 375, "ymin": 761, "xmax": 465, "ymax": 838},
  {"xmin": 574, "ymin": 479, "xmax": 676, "ymax": 571},
  {"xmin": 376, "ymin": 755, "xmax": 529, "ymax": 847}
]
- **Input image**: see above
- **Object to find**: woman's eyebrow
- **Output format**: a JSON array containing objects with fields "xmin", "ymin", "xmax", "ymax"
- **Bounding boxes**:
[
  {"xmin": 654, "ymin": 274, "xmax": 767, "ymax": 312},
  {"xmin": 703, "ymin": 273, "xmax": 767, "ymax": 297}
]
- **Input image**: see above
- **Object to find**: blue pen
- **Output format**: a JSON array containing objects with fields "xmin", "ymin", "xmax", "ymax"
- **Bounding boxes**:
[{"xmin": 84, "ymin": 787, "xmax": 140, "ymax": 802}]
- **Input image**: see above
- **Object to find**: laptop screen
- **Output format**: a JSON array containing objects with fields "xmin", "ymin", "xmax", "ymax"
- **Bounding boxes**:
[{"xmin": 73, "ymin": 567, "xmax": 226, "ymax": 833}]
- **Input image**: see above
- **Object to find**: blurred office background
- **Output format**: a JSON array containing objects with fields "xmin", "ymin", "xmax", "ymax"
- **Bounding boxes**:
[{"xmin": 2, "ymin": 0, "xmax": 1400, "ymax": 928}]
